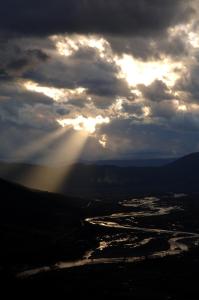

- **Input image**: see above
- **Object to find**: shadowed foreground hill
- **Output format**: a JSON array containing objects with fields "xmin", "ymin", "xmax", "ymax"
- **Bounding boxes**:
[
  {"xmin": 166, "ymin": 152, "xmax": 199, "ymax": 171},
  {"xmin": 0, "ymin": 178, "xmax": 91, "ymax": 268}
]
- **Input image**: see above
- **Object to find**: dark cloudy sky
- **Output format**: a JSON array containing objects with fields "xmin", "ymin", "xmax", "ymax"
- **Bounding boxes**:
[{"xmin": 1, "ymin": 0, "xmax": 199, "ymax": 162}]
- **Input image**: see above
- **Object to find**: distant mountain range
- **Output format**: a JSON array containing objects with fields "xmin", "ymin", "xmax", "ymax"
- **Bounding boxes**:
[
  {"xmin": 0, "ymin": 152, "xmax": 199, "ymax": 197},
  {"xmin": 82, "ymin": 158, "xmax": 176, "ymax": 167}
]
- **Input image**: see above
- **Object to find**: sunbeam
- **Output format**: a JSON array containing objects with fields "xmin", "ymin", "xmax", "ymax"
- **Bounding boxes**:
[
  {"xmin": 51, "ymin": 130, "xmax": 89, "ymax": 193},
  {"xmin": 0, "ymin": 127, "xmax": 68, "ymax": 181},
  {"xmin": 19, "ymin": 129, "xmax": 89, "ymax": 192},
  {"xmin": 14, "ymin": 127, "xmax": 67, "ymax": 162}
]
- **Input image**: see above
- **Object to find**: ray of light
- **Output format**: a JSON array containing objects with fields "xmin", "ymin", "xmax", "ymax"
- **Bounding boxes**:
[
  {"xmin": 51, "ymin": 130, "xmax": 89, "ymax": 193},
  {"xmin": 14, "ymin": 126, "xmax": 67, "ymax": 162},
  {"xmin": 1, "ymin": 127, "xmax": 68, "ymax": 182},
  {"xmin": 20, "ymin": 130, "xmax": 89, "ymax": 193}
]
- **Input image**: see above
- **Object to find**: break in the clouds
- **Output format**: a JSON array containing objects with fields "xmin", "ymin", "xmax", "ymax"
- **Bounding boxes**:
[{"xmin": 1, "ymin": 0, "xmax": 199, "ymax": 162}]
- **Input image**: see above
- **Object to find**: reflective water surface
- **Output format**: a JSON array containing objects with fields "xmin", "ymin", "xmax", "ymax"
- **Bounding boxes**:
[{"xmin": 18, "ymin": 194, "xmax": 199, "ymax": 279}]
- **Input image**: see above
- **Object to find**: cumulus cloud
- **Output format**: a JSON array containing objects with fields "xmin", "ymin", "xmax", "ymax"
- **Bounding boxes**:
[
  {"xmin": 106, "ymin": 30, "xmax": 190, "ymax": 61},
  {"xmin": 139, "ymin": 80, "xmax": 174, "ymax": 102},
  {"xmin": 0, "ymin": 39, "xmax": 49, "ymax": 81},
  {"xmin": 24, "ymin": 46, "xmax": 130, "ymax": 99},
  {"xmin": 1, "ymin": 0, "xmax": 199, "ymax": 161},
  {"xmin": 175, "ymin": 59, "xmax": 199, "ymax": 103}
]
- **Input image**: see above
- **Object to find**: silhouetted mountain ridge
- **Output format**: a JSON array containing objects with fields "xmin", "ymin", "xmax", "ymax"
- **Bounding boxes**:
[
  {"xmin": 166, "ymin": 152, "xmax": 199, "ymax": 170},
  {"xmin": 0, "ymin": 152, "xmax": 199, "ymax": 196},
  {"xmin": 83, "ymin": 158, "xmax": 175, "ymax": 167}
]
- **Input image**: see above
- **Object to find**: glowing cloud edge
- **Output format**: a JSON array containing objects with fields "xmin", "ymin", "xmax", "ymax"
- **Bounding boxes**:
[{"xmin": 57, "ymin": 115, "xmax": 110, "ymax": 134}]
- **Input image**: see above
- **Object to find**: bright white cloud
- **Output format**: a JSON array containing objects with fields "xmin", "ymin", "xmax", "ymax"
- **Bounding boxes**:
[
  {"xmin": 142, "ymin": 106, "xmax": 151, "ymax": 117},
  {"xmin": 23, "ymin": 80, "xmax": 86, "ymax": 101},
  {"xmin": 51, "ymin": 34, "xmax": 111, "ymax": 59},
  {"xmin": 57, "ymin": 115, "xmax": 110, "ymax": 134},
  {"xmin": 116, "ymin": 54, "xmax": 182, "ymax": 87},
  {"xmin": 178, "ymin": 104, "xmax": 187, "ymax": 112},
  {"xmin": 99, "ymin": 134, "xmax": 108, "ymax": 148}
]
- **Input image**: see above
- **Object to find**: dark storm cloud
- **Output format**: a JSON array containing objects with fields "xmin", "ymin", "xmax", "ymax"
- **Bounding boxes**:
[
  {"xmin": 24, "ymin": 46, "xmax": 119, "ymax": 90},
  {"xmin": 150, "ymin": 101, "xmax": 177, "ymax": 120},
  {"xmin": 0, "ymin": 121, "xmax": 61, "ymax": 161},
  {"xmin": 175, "ymin": 59, "xmax": 199, "ymax": 103},
  {"xmin": 0, "ymin": 81, "xmax": 53, "ymax": 105},
  {"xmin": 67, "ymin": 98, "xmax": 88, "ymax": 108},
  {"xmin": 0, "ymin": 0, "xmax": 194, "ymax": 37},
  {"xmin": 0, "ymin": 40, "xmax": 49, "ymax": 80},
  {"xmin": 23, "ymin": 46, "xmax": 131, "ymax": 107},
  {"xmin": 122, "ymin": 102, "xmax": 145, "ymax": 117},
  {"xmin": 81, "ymin": 77, "xmax": 130, "ymax": 99},
  {"xmin": 7, "ymin": 49, "xmax": 49, "ymax": 73},
  {"xmin": 0, "ymin": 79, "xmax": 60, "ymax": 132},
  {"xmin": 107, "ymin": 32, "xmax": 189, "ymax": 60},
  {"xmin": 102, "ymin": 118, "xmax": 199, "ymax": 158},
  {"xmin": 0, "ymin": 100, "xmax": 54, "ymax": 129},
  {"xmin": 1, "ymin": 0, "xmax": 199, "ymax": 162},
  {"xmin": 0, "ymin": 89, "xmax": 57, "ymax": 129},
  {"xmin": 139, "ymin": 80, "xmax": 174, "ymax": 102},
  {"xmin": 55, "ymin": 107, "xmax": 70, "ymax": 115}
]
